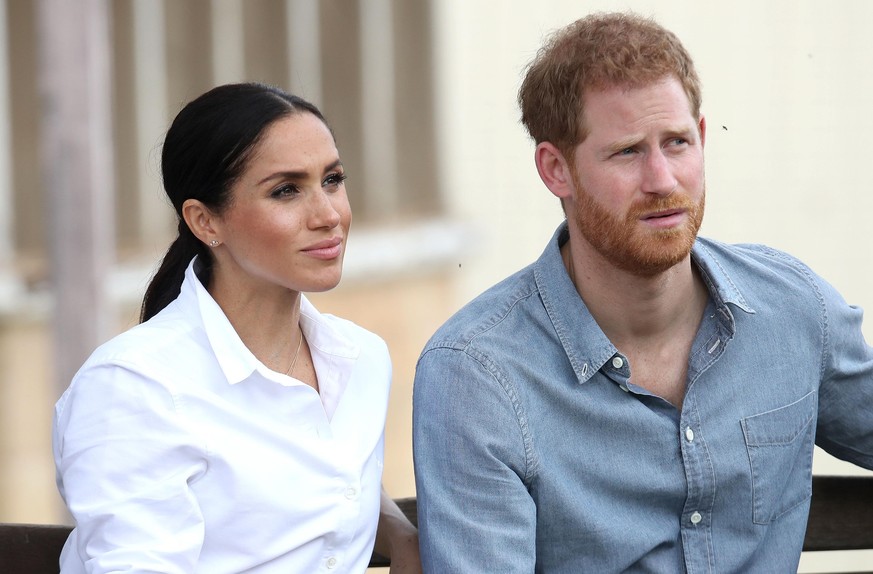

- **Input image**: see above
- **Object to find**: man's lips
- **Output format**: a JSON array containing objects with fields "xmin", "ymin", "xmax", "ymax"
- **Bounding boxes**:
[
  {"xmin": 302, "ymin": 237, "xmax": 343, "ymax": 259},
  {"xmin": 639, "ymin": 208, "xmax": 687, "ymax": 228},
  {"xmin": 642, "ymin": 208, "xmax": 685, "ymax": 220}
]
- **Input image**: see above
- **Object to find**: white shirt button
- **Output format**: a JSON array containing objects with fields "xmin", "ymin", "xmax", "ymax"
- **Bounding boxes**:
[
  {"xmin": 326, "ymin": 556, "xmax": 338, "ymax": 569},
  {"xmin": 612, "ymin": 356, "xmax": 624, "ymax": 369},
  {"xmin": 344, "ymin": 487, "xmax": 358, "ymax": 500},
  {"xmin": 685, "ymin": 427, "xmax": 695, "ymax": 442},
  {"xmin": 690, "ymin": 511, "xmax": 702, "ymax": 525}
]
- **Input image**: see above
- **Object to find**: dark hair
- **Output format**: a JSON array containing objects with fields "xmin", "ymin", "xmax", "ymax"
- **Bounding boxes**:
[
  {"xmin": 519, "ymin": 12, "xmax": 701, "ymax": 159},
  {"xmin": 140, "ymin": 83, "xmax": 330, "ymax": 322}
]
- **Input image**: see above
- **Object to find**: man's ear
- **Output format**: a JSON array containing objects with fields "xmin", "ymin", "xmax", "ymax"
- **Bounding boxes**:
[
  {"xmin": 698, "ymin": 114, "xmax": 707, "ymax": 148},
  {"xmin": 534, "ymin": 142, "xmax": 575, "ymax": 200},
  {"xmin": 182, "ymin": 199, "xmax": 221, "ymax": 246}
]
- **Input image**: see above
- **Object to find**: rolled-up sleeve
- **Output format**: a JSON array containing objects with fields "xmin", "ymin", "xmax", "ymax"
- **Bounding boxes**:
[
  {"xmin": 53, "ymin": 362, "xmax": 208, "ymax": 573},
  {"xmin": 413, "ymin": 345, "xmax": 537, "ymax": 573}
]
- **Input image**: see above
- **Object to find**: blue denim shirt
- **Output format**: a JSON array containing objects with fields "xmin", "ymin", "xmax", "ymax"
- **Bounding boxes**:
[{"xmin": 413, "ymin": 222, "xmax": 873, "ymax": 573}]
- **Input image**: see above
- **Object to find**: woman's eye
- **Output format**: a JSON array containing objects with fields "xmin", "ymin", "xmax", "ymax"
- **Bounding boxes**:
[
  {"xmin": 323, "ymin": 172, "xmax": 347, "ymax": 189},
  {"xmin": 270, "ymin": 183, "xmax": 299, "ymax": 198}
]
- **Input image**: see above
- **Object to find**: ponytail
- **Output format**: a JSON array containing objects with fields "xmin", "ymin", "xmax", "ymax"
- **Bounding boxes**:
[{"xmin": 139, "ymin": 221, "xmax": 211, "ymax": 322}]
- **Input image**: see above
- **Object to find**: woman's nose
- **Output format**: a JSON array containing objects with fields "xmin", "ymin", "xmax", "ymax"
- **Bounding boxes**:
[{"xmin": 308, "ymin": 191, "xmax": 342, "ymax": 229}]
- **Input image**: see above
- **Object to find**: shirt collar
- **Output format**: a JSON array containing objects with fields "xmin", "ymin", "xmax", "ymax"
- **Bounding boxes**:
[
  {"xmin": 690, "ymin": 239, "xmax": 756, "ymax": 315},
  {"xmin": 533, "ymin": 222, "xmax": 755, "ymax": 385},
  {"xmin": 182, "ymin": 258, "xmax": 261, "ymax": 385},
  {"xmin": 534, "ymin": 223, "xmax": 616, "ymax": 385},
  {"xmin": 181, "ymin": 257, "xmax": 360, "ymax": 387}
]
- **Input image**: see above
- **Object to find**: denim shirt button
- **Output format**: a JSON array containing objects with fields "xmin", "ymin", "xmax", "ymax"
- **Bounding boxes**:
[
  {"xmin": 690, "ymin": 511, "xmax": 702, "ymax": 525},
  {"xmin": 611, "ymin": 356, "xmax": 624, "ymax": 369},
  {"xmin": 685, "ymin": 427, "xmax": 695, "ymax": 442}
]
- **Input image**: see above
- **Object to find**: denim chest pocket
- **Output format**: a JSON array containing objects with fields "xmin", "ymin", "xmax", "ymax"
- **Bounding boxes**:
[{"xmin": 740, "ymin": 390, "xmax": 816, "ymax": 525}]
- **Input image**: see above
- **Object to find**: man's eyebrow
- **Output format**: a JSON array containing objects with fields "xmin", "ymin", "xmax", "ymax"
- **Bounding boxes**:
[
  {"xmin": 605, "ymin": 127, "xmax": 697, "ymax": 153},
  {"xmin": 663, "ymin": 126, "xmax": 697, "ymax": 140},
  {"xmin": 256, "ymin": 159, "xmax": 343, "ymax": 186},
  {"xmin": 605, "ymin": 135, "xmax": 643, "ymax": 153}
]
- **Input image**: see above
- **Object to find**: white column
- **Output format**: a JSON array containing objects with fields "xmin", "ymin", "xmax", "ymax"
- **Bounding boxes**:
[
  {"xmin": 210, "ymin": 0, "xmax": 245, "ymax": 85},
  {"xmin": 37, "ymin": 0, "xmax": 115, "ymax": 392},
  {"xmin": 285, "ymin": 0, "xmax": 322, "ymax": 104},
  {"xmin": 132, "ymin": 0, "xmax": 170, "ymax": 245},
  {"xmin": 359, "ymin": 0, "xmax": 399, "ymax": 214},
  {"xmin": 0, "ymin": 0, "xmax": 23, "ymax": 311}
]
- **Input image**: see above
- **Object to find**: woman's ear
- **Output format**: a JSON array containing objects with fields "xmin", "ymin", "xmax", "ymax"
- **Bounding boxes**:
[
  {"xmin": 182, "ymin": 199, "xmax": 221, "ymax": 247},
  {"xmin": 534, "ymin": 142, "xmax": 575, "ymax": 200}
]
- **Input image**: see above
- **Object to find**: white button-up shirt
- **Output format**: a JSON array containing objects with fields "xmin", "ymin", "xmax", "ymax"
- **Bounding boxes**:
[{"xmin": 53, "ymin": 259, "xmax": 391, "ymax": 573}]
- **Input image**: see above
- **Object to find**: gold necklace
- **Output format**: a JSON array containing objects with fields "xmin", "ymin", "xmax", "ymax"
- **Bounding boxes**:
[{"xmin": 285, "ymin": 331, "xmax": 304, "ymax": 376}]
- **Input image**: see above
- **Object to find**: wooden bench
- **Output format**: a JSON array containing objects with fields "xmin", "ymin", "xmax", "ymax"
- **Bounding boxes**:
[
  {"xmin": 1, "ymin": 477, "xmax": 870, "ymax": 572},
  {"xmin": 0, "ymin": 498, "xmax": 418, "ymax": 572}
]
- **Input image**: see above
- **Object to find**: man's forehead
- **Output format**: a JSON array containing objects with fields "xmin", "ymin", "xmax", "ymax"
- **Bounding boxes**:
[{"xmin": 580, "ymin": 78, "xmax": 696, "ymax": 124}]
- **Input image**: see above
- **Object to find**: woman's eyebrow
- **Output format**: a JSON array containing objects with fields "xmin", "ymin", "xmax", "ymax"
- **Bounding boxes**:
[{"xmin": 256, "ymin": 159, "xmax": 343, "ymax": 186}]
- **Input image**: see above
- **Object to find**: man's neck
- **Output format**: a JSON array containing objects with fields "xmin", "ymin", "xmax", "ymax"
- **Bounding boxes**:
[
  {"xmin": 561, "ymin": 232, "xmax": 710, "ymax": 407},
  {"xmin": 561, "ymin": 239, "xmax": 706, "ymax": 343}
]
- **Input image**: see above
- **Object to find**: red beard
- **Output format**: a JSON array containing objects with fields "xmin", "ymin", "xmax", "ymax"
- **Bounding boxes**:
[{"xmin": 571, "ymin": 174, "xmax": 705, "ymax": 277}]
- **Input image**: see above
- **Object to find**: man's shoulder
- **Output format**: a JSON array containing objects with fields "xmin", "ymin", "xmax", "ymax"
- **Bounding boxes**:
[
  {"xmin": 426, "ymin": 263, "xmax": 540, "ymax": 349},
  {"xmin": 693, "ymin": 236, "xmax": 830, "ymax": 307},
  {"xmin": 695, "ymin": 236, "xmax": 815, "ymax": 277}
]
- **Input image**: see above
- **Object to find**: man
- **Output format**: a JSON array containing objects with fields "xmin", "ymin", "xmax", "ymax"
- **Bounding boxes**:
[{"xmin": 412, "ymin": 12, "xmax": 873, "ymax": 573}]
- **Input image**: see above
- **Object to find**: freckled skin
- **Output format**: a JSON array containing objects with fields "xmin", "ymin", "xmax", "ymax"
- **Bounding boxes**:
[{"xmin": 211, "ymin": 113, "xmax": 352, "ymax": 299}]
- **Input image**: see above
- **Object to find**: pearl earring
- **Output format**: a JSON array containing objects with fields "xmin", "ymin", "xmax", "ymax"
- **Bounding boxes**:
[{"xmin": 210, "ymin": 240, "xmax": 219, "ymax": 247}]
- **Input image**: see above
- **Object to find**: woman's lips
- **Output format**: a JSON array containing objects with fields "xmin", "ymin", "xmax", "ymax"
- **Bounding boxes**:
[{"xmin": 302, "ymin": 237, "xmax": 343, "ymax": 260}]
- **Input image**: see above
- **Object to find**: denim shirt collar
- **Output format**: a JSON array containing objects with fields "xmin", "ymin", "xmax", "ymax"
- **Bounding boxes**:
[
  {"xmin": 691, "ymin": 239, "xmax": 756, "ymax": 316},
  {"xmin": 533, "ymin": 222, "xmax": 756, "ymax": 385}
]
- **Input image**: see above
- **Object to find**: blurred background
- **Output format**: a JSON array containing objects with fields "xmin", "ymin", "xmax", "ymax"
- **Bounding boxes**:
[{"xmin": 0, "ymin": 0, "xmax": 871, "ymax": 571}]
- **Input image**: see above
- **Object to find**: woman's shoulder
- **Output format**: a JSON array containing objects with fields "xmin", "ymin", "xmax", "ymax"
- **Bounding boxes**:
[
  {"xmin": 302, "ymin": 297, "xmax": 388, "ymax": 355},
  {"xmin": 76, "ymin": 303, "xmax": 204, "ymax": 381},
  {"xmin": 323, "ymin": 313, "xmax": 385, "ymax": 344}
]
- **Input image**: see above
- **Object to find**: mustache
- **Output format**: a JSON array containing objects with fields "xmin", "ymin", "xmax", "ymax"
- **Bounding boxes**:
[{"xmin": 626, "ymin": 194, "xmax": 699, "ymax": 219}]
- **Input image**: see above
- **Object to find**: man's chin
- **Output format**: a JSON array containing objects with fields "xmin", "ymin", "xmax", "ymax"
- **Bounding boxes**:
[
  {"xmin": 620, "ymin": 254, "xmax": 691, "ymax": 277},
  {"xmin": 616, "ymin": 233, "xmax": 697, "ymax": 277}
]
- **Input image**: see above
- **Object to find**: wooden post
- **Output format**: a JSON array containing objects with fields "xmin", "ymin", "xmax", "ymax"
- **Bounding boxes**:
[
  {"xmin": 37, "ymin": 0, "xmax": 115, "ymax": 396},
  {"xmin": 0, "ymin": 0, "xmax": 22, "ymax": 308}
]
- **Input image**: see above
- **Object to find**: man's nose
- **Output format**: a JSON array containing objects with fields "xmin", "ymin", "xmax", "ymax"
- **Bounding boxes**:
[{"xmin": 641, "ymin": 150, "xmax": 678, "ymax": 195}]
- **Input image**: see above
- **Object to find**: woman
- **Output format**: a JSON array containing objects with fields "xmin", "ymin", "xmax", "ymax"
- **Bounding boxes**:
[{"xmin": 52, "ymin": 83, "xmax": 420, "ymax": 573}]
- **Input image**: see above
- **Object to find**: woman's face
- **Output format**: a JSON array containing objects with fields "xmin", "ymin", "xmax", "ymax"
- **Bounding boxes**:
[{"xmin": 211, "ymin": 112, "xmax": 352, "ymax": 295}]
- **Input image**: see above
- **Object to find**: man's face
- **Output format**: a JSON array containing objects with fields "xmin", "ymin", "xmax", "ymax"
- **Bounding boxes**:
[{"xmin": 567, "ymin": 77, "xmax": 706, "ymax": 277}]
